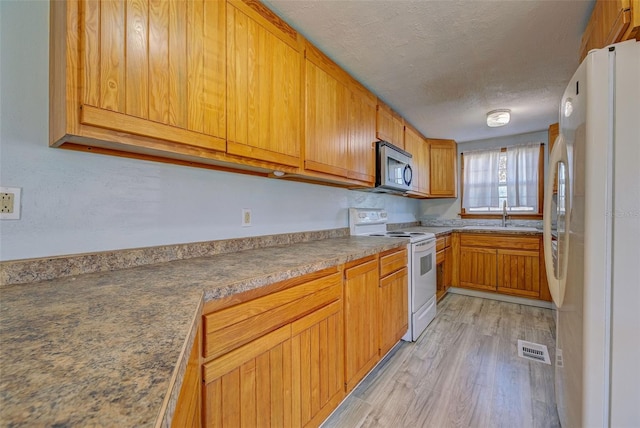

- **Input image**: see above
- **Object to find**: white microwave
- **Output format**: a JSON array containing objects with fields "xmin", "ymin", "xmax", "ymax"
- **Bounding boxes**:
[{"xmin": 376, "ymin": 141, "xmax": 413, "ymax": 193}]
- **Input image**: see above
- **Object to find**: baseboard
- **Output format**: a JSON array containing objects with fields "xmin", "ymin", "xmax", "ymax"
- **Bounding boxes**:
[{"xmin": 446, "ymin": 287, "xmax": 555, "ymax": 309}]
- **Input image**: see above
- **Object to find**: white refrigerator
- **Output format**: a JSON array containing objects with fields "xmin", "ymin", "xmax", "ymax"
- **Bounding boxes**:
[{"xmin": 543, "ymin": 40, "xmax": 640, "ymax": 427}]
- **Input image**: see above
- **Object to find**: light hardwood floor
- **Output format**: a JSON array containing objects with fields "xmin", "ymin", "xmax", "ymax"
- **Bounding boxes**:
[{"xmin": 323, "ymin": 294, "xmax": 560, "ymax": 428}]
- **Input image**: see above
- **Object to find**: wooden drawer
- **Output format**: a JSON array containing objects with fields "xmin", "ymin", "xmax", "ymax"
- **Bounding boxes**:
[
  {"xmin": 460, "ymin": 233, "xmax": 539, "ymax": 251},
  {"xmin": 436, "ymin": 249, "xmax": 445, "ymax": 265},
  {"xmin": 379, "ymin": 247, "xmax": 407, "ymax": 278},
  {"xmin": 436, "ymin": 235, "xmax": 451, "ymax": 252},
  {"xmin": 203, "ymin": 272, "xmax": 341, "ymax": 360}
]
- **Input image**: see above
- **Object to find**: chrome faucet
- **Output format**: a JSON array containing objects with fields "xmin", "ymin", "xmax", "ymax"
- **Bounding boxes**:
[{"xmin": 502, "ymin": 200, "xmax": 509, "ymax": 227}]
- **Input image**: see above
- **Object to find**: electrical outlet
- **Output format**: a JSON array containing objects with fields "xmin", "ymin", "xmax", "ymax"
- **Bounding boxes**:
[
  {"xmin": 0, "ymin": 187, "xmax": 21, "ymax": 220},
  {"xmin": 242, "ymin": 208, "xmax": 252, "ymax": 227},
  {"xmin": 1, "ymin": 193, "xmax": 14, "ymax": 213}
]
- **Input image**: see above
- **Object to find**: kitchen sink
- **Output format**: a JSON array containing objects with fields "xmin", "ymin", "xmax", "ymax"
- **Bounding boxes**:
[{"xmin": 462, "ymin": 225, "xmax": 540, "ymax": 232}]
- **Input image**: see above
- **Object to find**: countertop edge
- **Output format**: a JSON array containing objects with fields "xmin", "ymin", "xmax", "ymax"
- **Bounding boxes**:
[
  {"xmin": 157, "ymin": 294, "xmax": 203, "ymax": 428},
  {"xmin": 405, "ymin": 226, "xmax": 542, "ymax": 237}
]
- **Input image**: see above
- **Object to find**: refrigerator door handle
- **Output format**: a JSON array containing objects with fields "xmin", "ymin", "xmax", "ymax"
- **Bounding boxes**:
[{"xmin": 543, "ymin": 134, "xmax": 570, "ymax": 308}]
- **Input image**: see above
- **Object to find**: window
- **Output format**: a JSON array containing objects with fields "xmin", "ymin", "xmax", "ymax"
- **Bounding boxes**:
[{"xmin": 461, "ymin": 143, "xmax": 543, "ymax": 217}]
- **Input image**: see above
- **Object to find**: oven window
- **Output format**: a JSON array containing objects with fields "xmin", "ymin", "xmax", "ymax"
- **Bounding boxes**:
[
  {"xmin": 387, "ymin": 157, "xmax": 406, "ymax": 185},
  {"xmin": 420, "ymin": 253, "xmax": 432, "ymax": 275}
]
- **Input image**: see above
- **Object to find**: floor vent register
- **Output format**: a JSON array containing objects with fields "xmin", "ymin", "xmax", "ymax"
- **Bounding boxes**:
[{"xmin": 517, "ymin": 340, "xmax": 551, "ymax": 364}]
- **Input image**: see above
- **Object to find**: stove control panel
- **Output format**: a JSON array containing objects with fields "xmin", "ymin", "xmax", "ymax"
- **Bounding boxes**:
[{"xmin": 349, "ymin": 208, "xmax": 388, "ymax": 226}]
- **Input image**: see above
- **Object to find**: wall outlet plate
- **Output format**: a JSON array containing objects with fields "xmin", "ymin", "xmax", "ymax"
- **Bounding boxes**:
[
  {"xmin": 0, "ymin": 187, "xmax": 21, "ymax": 220},
  {"xmin": 242, "ymin": 208, "xmax": 252, "ymax": 227}
]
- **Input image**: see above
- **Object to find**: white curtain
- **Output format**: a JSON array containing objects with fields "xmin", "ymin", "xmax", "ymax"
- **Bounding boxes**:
[
  {"xmin": 506, "ymin": 143, "xmax": 540, "ymax": 210},
  {"xmin": 462, "ymin": 148, "xmax": 501, "ymax": 209}
]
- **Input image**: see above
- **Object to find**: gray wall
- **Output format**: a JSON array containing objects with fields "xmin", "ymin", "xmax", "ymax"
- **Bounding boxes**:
[{"xmin": 0, "ymin": 1, "xmax": 419, "ymax": 261}]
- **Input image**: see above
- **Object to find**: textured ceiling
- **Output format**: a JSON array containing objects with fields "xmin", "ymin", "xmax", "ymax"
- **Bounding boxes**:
[{"xmin": 263, "ymin": 0, "xmax": 595, "ymax": 143}]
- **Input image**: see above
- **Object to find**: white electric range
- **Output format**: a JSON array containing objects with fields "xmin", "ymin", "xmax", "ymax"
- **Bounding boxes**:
[{"xmin": 349, "ymin": 208, "xmax": 437, "ymax": 342}]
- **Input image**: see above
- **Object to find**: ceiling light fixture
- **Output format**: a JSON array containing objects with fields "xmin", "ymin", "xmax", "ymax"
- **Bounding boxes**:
[{"xmin": 486, "ymin": 109, "xmax": 511, "ymax": 127}]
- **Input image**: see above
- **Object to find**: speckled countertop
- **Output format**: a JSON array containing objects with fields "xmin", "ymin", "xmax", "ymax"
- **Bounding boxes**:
[
  {"xmin": 0, "ymin": 236, "xmax": 406, "ymax": 427},
  {"xmin": 407, "ymin": 226, "xmax": 456, "ymax": 237},
  {"xmin": 403, "ymin": 226, "xmax": 542, "ymax": 237}
]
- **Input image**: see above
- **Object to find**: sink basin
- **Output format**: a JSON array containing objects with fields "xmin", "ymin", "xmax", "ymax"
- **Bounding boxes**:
[{"xmin": 462, "ymin": 225, "xmax": 540, "ymax": 232}]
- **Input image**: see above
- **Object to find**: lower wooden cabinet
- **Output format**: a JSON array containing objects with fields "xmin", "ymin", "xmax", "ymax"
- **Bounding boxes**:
[
  {"xmin": 172, "ymin": 327, "xmax": 202, "ymax": 428},
  {"xmin": 458, "ymin": 246, "xmax": 498, "ymax": 291},
  {"xmin": 202, "ymin": 301, "xmax": 344, "ymax": 428},
  {"xmin": 435, "ymin": 235, "xmax": 453, "ymax": 301},
  {"xmin": 199, "ymin": 249, "xmax": 408, "ymax": 427},
  {"xmin": 378, "ymin": 248, "xmax": 408, "ymax": 357},
  {"xmin": 496, "ymin": 249, "xmax": 541, "ymax": 299},
  {"xmin": 291, "ymin": 301, "xmax": 345, "ymax": 427},
  {"xmin": 455, "ymin": 233, "xmax": 551, "ymax": 301},
  {"xmin": 203, "ymin": 325, "xmax": 293, "ymax": 427},
  {"xmin": 343, "ymin": 257, "xmax": 380, "ymax": 393},
  {"xmin": 201, "ymin": 268, "xmax": 344, "ymax": 427}
]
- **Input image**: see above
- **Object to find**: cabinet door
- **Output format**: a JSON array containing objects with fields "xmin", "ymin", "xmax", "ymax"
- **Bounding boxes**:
[
  {"xmin": 458, "ymin": 246, "xmax": 497, "ymax": 291},
  {"xmin": 428, "ymin": 139, "xmax": 458, "ymax": 197},
  {"xmin": 376, "ymin": 103, "xmax": 404, "ymax": 149},
  {"xmin": 305, "ymin": 59, "xmax": 350, "ymax": 178},
  {"xmin": 203, "ymin": 325, "xmax": 292, "ymax": 428},
  {"xmin": 80, "ymin": 0, "xmax": 226, "ymax": 151},
  {"xmin": 579, "ymin": 0, "xmax": 632, "ymax": 61},
  {"xmin": 379, "ymin": 267, "xmax": 408, "ymax": 356},
  {"xmin": 404, "ymin": 126, "xmax": 429, "ymax": 196},
  {"xmin": 227, "ymin": 2, "xmax": 301, "ymax": 167},
  {"xmin": 344, "ymin": 258, "xmax": 380, "ymax": 392},
  {"xmin": 443, "ymin": 245, "xmax": 453, "ymax": 291},
  {"xmin": 436, "ymin": 250, "xmax": 446, "ymax": 301},
  {"xmin": 291, "ymin": 301, "xmax": 345, "ymax": 427},
  {"xmin": 347, "ymin": 84, "xmax": 376, "ymax": 184},
  {"xmin": 497, "ymin": 249, "xmax": 541, "ymax": 298}
]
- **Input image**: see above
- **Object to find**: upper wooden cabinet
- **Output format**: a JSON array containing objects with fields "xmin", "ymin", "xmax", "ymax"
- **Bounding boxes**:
[
  {"xmin": 347, "ymin": 82, "xmax": 377, "ymax": 184},
  {"xmin": 428, "ymin": 139, "xmax": 458, "ymax": 198},
  {"xmin": 304, "ymin": 42, "xmax": 376, "ymax": 186},
  {"xmin": 51, "ymin": 0, "xmax": 226, "ymax": 152},
  {"xmin": 226, "ymin": 0, "xmax": 303, "ymax": 168},
  {"xmin": 304, "ymin": 50, "xmax": 350, "ymax": 179},
  {"xmin": 580, "ymin": 0, "xmax": 640, "ymax": 61},
  {"xmin": 376, "ymin": 101, "xmax": 405, "ymax": 149},
  {"xmin": 404, "ymin": 125, "xmax": 430, "ymax": 197},
  {"xmin": 51, "ymin": 0, "xmax": 304, "ymax": 177},
  {"xmin": 51, "ymin": 0, "xmax": 458, "ymax": 193}
]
